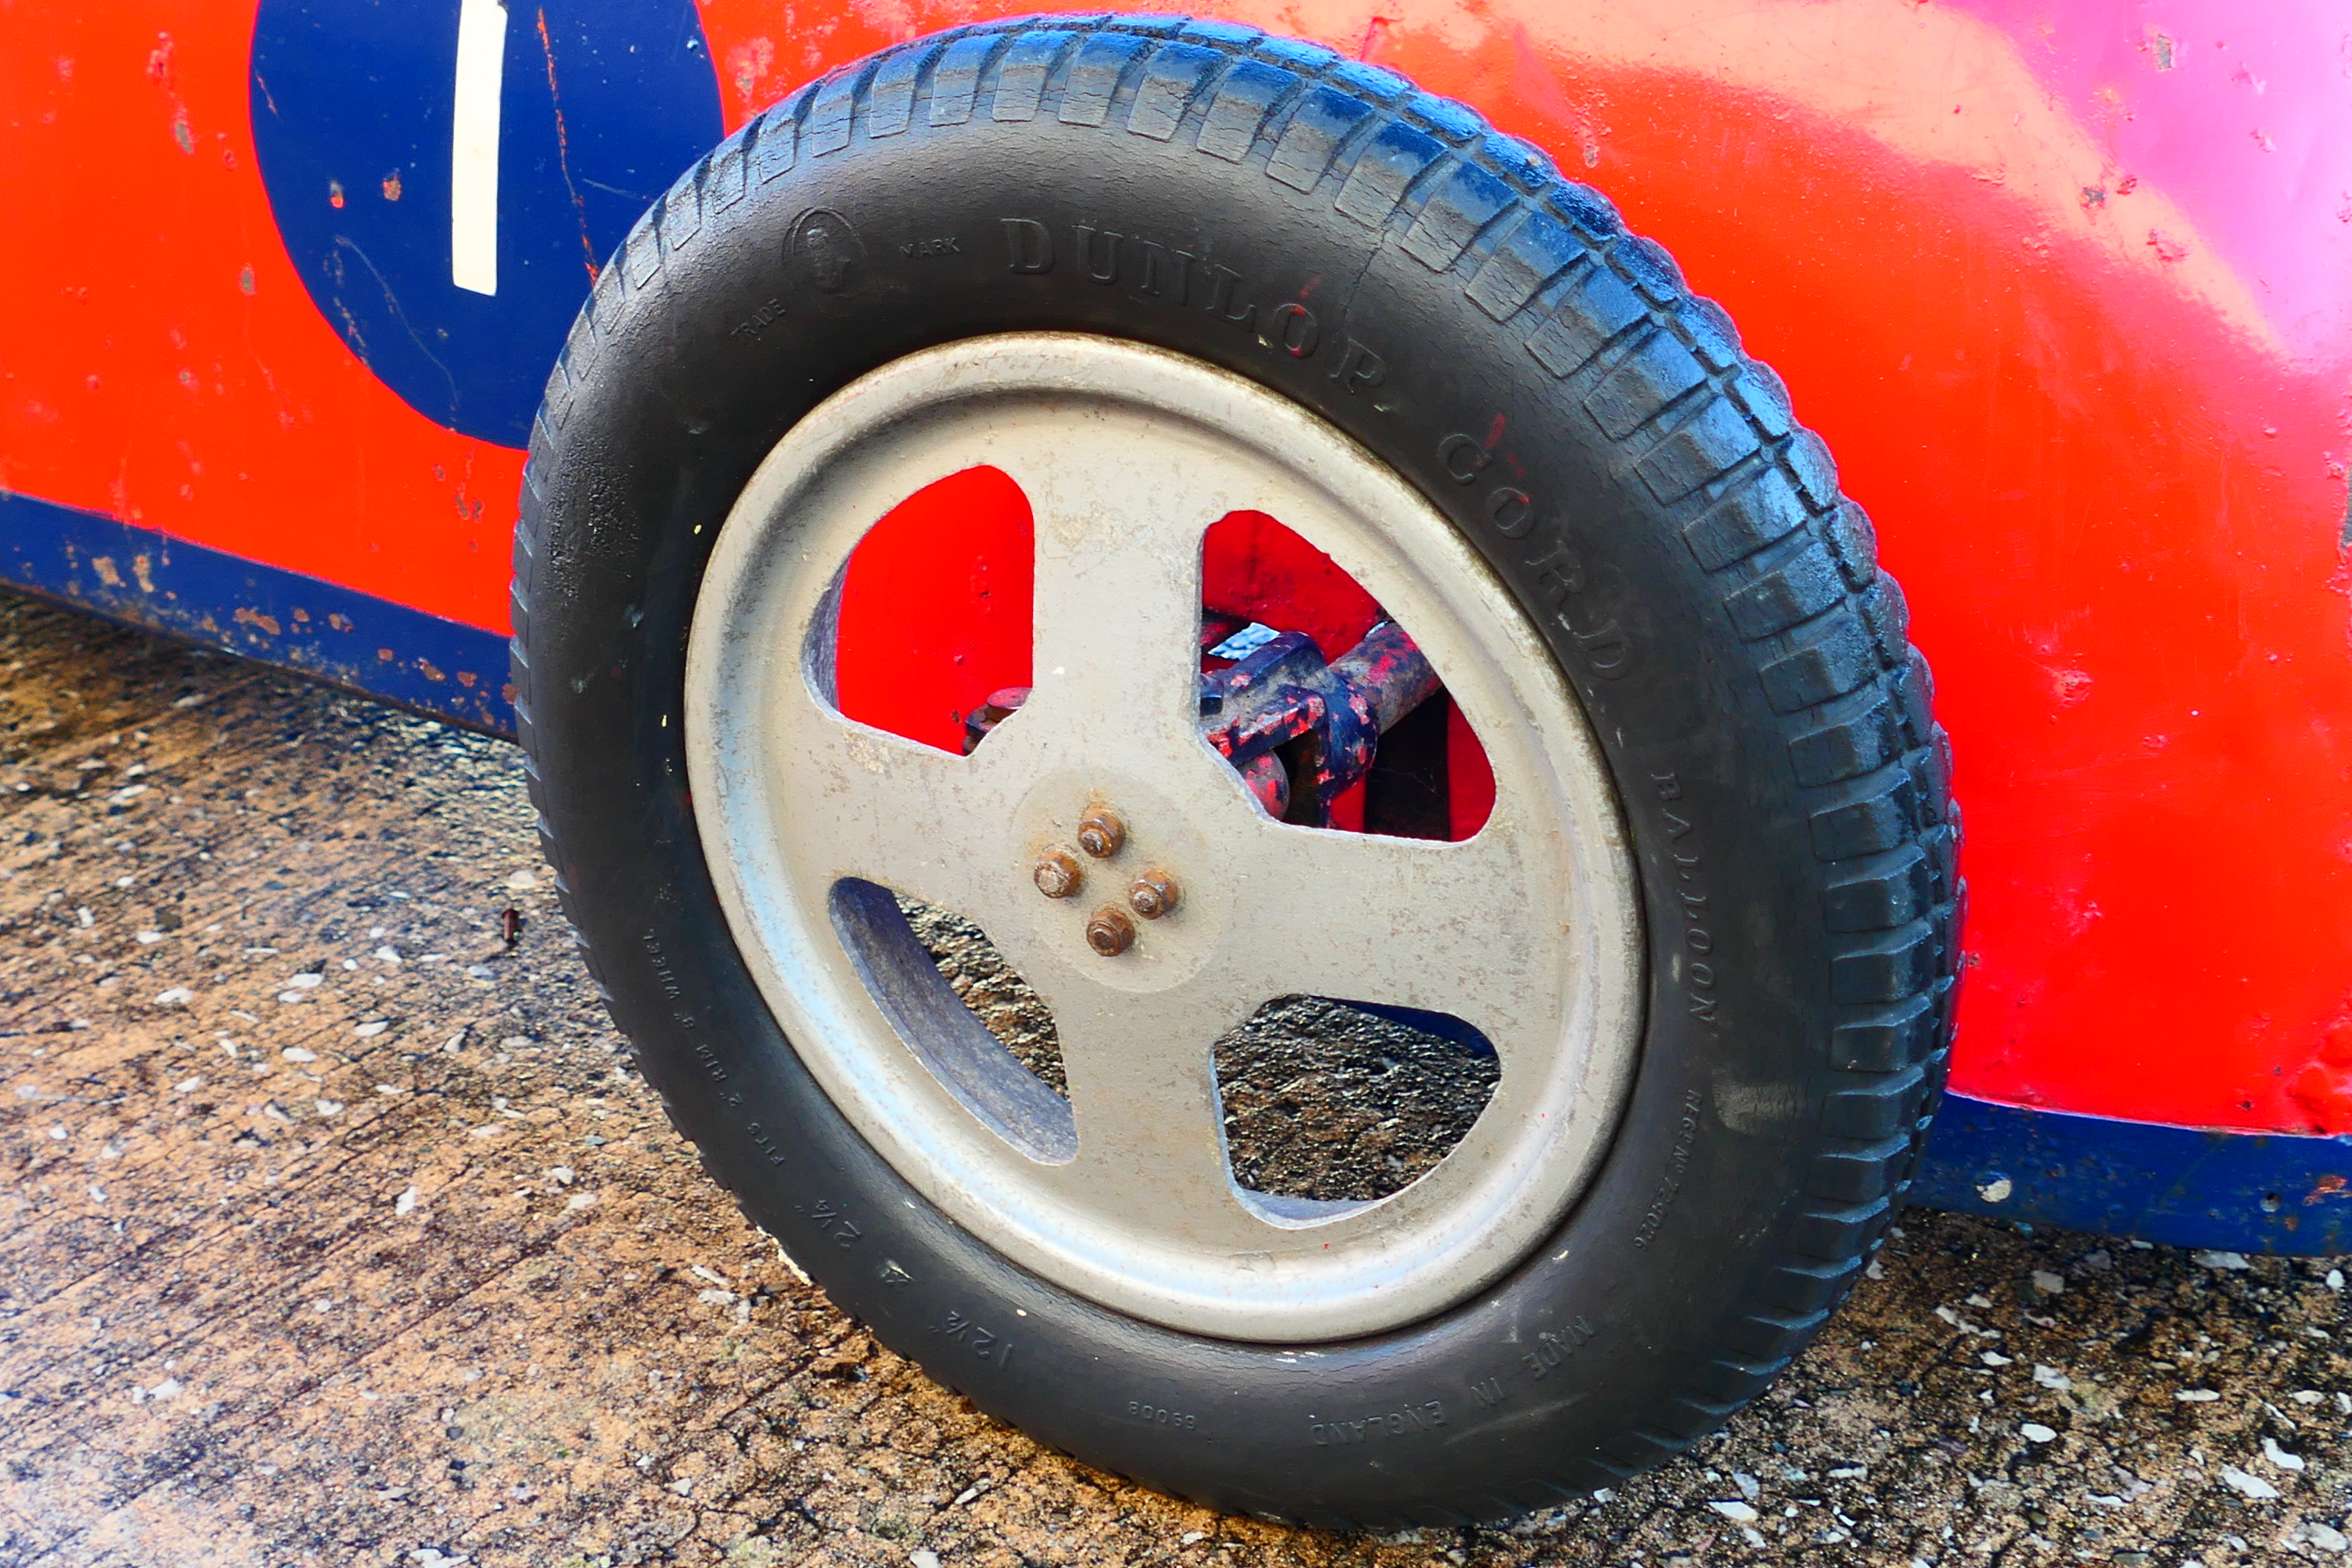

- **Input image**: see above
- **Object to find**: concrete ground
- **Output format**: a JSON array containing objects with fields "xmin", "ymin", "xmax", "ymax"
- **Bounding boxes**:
[{"xmin": 2, "ymin": 586, "xmax": 2348, "ymax": 1568}]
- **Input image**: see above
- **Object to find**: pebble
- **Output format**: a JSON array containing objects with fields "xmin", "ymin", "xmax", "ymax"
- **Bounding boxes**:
[
  {"xmin": 2032, "ymin": 1365, "xmax": 2071, "ymax": 1391},
  {"xmin": 2192, "ymin": 1250, "xmax": 2251, "ymax": 1271},
  {"xmin": 2218, "ymin": 1466, "xmax": 2280, "ymax": 1501},
  {"xmin": 909, "ymin": 1553, "xmax": 942, "ymax": 1568},
  {"xmin": 2262, "ymin": 1436, "xmax": 2305, "ymax": 1472},
  {"xmin": 1708, "ymin": 1500, "xmax": 1759, "ymax": 1524},
  {"xmin": 2176, "ymin": 1389, "xmax": 2221, "ymax": 1402},
  {"xmin": 2020, "ymin": 1423, "xmax": 2057, "ymax": 1444}
]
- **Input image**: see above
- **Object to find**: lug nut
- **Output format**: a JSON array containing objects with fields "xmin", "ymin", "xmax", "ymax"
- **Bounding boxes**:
[
  {"xmin": 1085, "ymin": 907, "xmax": 1135, "ymax": 957},
  {"xmin": 1076, "ymin": 806, "xmax": 1126, "ymax": 858},
  {"xmin": 1126, "ymin": 869, "xmax": 1180, "ymax": 920},
  {"xmin": 1033, "ymin": 848, "xmax": 1082, "ymax": 899}
]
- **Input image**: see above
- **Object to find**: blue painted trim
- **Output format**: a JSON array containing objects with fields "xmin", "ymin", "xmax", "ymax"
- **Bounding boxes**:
[
  {"xmin": 0, "ymin": 489, "xmax": 513, "ymax": 736},
  {"xmin": 7, "ymin": 486, "xmax": 2348, "ymax": 1254},
  {"xmin": 1913, "ymin": 1092, "xmax": 2352, "ymax": 1255}
]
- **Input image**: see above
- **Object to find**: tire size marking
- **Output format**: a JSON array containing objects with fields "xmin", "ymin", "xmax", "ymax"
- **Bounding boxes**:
[
  {"xmin": 932, "ymin": 1308, "xmax": 1013, "ymax": 1369},
  {"xmin": 792, "ymin": 1197, "xmax": 864, "ymax": 1249},
  {"xmin": 1518, "ymin": 1316, "xmax": 1596, "ymax": 1379},
  {"xmin": 995, "ymin": 216, "xmax": 1391, "ymax": 408},
  {"xmin": 1632, "ymin": 1089, "xmax": 1707, "ymax": 1251},
  {"xmin": 1126, "ymin": 1401, "xmax": 1197, "ymax": 1431},
  {"xmin": 1650, "ymin": 772, "xmax": 1721, "ymax": 1031},
  {"xmin": 1308, "ymin": 1400, "xmax": 1447, "ymax": 1446}
]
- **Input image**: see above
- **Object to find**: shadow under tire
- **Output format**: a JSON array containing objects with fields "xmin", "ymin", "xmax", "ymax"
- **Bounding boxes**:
[{"xmin": 509, "ymin": 14, "xmax": 1961, "ymax": 1527}]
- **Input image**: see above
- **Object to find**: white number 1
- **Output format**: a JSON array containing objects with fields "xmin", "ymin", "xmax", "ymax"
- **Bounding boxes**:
[{"xmin": 451, "ymin": 0, "xmax": 507, "ymax": 296}]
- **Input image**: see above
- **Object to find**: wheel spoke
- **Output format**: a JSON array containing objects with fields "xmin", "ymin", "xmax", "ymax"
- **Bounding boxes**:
[
  {"xmin": 983, "ymin": 413, "xmax": 1299, "ymax": 756},
  {"xmin": 766, "ymin": 688, "xmax": 1012, "ymax": 916},
  {"xmin": 1218, "ymin": 814, "xmax": 1561, "ymax": 1064},
  {"xmin": 1041, "ymin": 979, "xmax": 1259, "ymax": 1237}
]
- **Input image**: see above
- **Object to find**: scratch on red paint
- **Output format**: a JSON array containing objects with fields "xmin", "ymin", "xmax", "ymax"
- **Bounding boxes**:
[
  {"xmin": 1356, "ymin": 15, "xmax": 1394, "ymax": 62},
  {"xmin": 536, "ymin": 8, "xmax": 601, "ymax": 285},
  {"xmin": 148, "ymin": 33, "xmax": 194, "ymax": 154}
]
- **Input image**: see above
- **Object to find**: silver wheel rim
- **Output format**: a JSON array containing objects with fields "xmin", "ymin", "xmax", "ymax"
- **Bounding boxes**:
[{"xmin": 685, "ymin": 335, "xmax": 1643, "ymax": 1342}]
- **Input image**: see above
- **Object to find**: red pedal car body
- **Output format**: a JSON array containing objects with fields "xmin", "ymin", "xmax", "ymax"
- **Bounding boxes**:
[{"xmin": 5, "ymin": 1, "xmax": 2350, "ymax": 1255}]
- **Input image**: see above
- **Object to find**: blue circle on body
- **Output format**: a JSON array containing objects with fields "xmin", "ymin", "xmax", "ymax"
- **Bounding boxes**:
[{"xmin": 250, "ymin": 0, "xmax": 725, "ymax": 446}]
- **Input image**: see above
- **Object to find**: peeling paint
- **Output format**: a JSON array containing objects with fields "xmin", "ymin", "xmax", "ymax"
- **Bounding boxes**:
[{"xmin": 1, "ymin": 488, "xmax": 510, "ymax": 735}]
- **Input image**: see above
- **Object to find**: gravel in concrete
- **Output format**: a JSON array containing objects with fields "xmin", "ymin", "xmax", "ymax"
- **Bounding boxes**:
[{"xmin": 4, "ymin": 589, "xmax": 2349, "ymax": 1566}]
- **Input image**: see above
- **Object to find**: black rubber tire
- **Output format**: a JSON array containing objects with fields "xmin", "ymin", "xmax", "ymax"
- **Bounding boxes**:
[{"xmin": 511, "ymin": 15, "xmax": 1961, "ymax": 1527}]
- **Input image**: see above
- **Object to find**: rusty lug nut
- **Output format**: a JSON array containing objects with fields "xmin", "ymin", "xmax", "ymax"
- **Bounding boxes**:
[
  {"xmin": 1085, "ymin": 906, "xmax": 1135, "ymax": 957},
  {"xmin": 1126, "ymin": 869, "xmax": 1180, "ymax": 920},
  {"xmin": 1076, "ymin": 806, "xmax": 1126, "ymax": 858},
  {"xmin": 1033, "ymin": 849, "xmax": 1082, "ymax": 900}
]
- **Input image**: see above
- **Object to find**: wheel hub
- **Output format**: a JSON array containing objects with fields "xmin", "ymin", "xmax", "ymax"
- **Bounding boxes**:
[{"xmin": 1009, "ymin": 771, "xmax": 1221, "ymax": 992}]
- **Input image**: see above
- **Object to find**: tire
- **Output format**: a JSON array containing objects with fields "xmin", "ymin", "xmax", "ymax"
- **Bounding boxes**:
[{"xmin": 511, "ymin": 15, "xmax": 1961, "ymax": 1527}]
